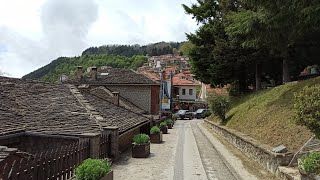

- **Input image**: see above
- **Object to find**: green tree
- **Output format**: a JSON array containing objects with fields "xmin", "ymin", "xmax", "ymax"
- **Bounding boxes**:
[
  {"xmin": 225, "ymin": 0, "xmax": 320, "ymax": 84},
  {"xmin": 183, "ymin": 0, "xmax": 260, "ymax": 92},
  {"xmin": 179, "ymin": 41, "xmax": 195, "ymax": 57}
]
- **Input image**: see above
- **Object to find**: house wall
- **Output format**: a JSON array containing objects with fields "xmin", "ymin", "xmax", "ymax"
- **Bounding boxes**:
[
  {"xmin": 178, "ymin": 86, "xmax": 197, "ymax": 100},
  {"xmin": 105, "ymin": 85, "xmax": 152, "ymax": 113},
  {"xmin": 118, "ymin": 128, "xmax": 140, "ymax": 151}
]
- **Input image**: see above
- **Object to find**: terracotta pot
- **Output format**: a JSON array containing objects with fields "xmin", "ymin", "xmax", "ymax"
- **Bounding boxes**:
[
  {"xmin": 150, "ymin": 132, "xmax": 163, "ymax": 143},
  {"xmin": 132, "ymin": 142, "xmax": 150, "ymax": 158},
  {"xmin": 160, "ymin": 126, "xmax": 168, "ymax": 134},
  {"xmin": 100, "ymin": 170, "xmax": 113, "ymax": 180},
  {"xmin": 167, "ymin": 123, "xmax": 173, "ymax": 129}
]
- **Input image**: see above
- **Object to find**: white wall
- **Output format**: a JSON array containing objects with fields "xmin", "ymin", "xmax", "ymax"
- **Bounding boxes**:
[{"xmin": 178, "ymin": 86, "xmax": 197, "ymax": 100}]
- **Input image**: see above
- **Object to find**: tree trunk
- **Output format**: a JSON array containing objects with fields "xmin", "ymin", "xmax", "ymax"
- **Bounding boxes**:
[
  {"xmin": 238, "ymin": 63, "xmax": 247, "ymax": 93},
  {"xmin": 255, "ymin": 61, "xmax": 261, "ymax": 91},
  {"xmin": 282, "ymin": 58, "xmax": 291, "ymax": 84}
]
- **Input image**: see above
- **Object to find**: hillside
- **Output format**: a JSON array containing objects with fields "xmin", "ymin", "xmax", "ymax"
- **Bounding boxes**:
[
  {"xmin": 22, "ymin": 42, "xmax": 182, "ymax": 81},
  {"xmin": 209, "ymin": 77, "xmax": 320, "ymax": 152}
]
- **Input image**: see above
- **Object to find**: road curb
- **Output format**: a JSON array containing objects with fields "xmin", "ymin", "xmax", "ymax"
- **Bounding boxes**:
[{"xmin": 195, "ymin": 121, "xmax": 244, "ymax": 180}]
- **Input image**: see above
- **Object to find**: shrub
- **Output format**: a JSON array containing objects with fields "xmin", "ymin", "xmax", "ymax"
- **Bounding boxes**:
[
  {"xmin": 75, "ymin": 158, "xmax": 111, "ymax": 180},
  {"xmin": 165, "ymin": 119, "xmax": 173, "ymax": 124},
  {"xmin": 204, "ymin": 111, "xmax": 212, "ymax": 118},
  {"xmin": 133, "ymin": 133, "xmax": 150, "ymax": 144},
  {"xmin": 226, "ymin": 81, "xmax": 240, "ymax": 96},
  {"xmin": 172, "ymin": 114, "xmax": 178, "ymax": 119},
  {"xmin": 159, "ymin": 122, "xmax": 167, "ymax": 128},
  {"xmin": 294, "ymin": 84, "xmax": 320, "ymax": 138},
  {"xmin": 299, "ymin": 152, "xmax": 320, "ymax": 174},
  {"xmin": 208, "ymin": 93, "xmax": 230, "ymax": 121},
  {"xmin": 150, "ymin": 126, "xmax": 161, "ymax": 134}
]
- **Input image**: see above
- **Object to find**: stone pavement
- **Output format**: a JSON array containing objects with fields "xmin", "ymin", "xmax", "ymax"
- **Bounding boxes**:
[{"xmin": 112, "ymin": 120, "xmax": 276, "ymax": 180}]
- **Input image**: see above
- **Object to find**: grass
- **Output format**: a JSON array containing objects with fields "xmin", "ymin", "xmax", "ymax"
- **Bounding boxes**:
[{"xmin": 209, "ymin": 77, "xmax": 320, "ymax": 152}]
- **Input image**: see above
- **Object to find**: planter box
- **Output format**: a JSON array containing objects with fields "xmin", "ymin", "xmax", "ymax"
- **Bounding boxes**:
[
  {"xmin": 160, "ymin": 126, "xmax": 168, "ymax": 134},
  {"xmin": 132, "ymin": 142, "xmax": 150, "ymax": 158},
  {"xmin": 101, "ymin": 170, "xmax": 113, "ymax": 180},
  {"xmin": 150, "ymin": 132, "xmax": 163, "ymax": 143},
  {"xmin": 167, "ymin": 123, "xmax": 173, "ymax": 129}
]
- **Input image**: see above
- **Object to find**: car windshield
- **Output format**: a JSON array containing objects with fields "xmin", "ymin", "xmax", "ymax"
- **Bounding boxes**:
[
  {"xmin": 177, "ymin": 110, "xmax": 187, "ymax": 114},
  {"xmin": 196, "ymin": 109, "xmax": 204, "ymax": 113}
]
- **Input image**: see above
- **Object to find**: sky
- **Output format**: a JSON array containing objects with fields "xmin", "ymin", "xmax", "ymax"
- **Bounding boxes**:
[{"xmin": 0, "ymin": 0, "xmax": 198, "ymax": 78}]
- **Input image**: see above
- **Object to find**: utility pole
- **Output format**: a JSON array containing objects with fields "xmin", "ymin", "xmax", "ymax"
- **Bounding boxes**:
[
  {"xmin": 170, "ymin": 71, "xmax": 173, "ymax": 112},
  {"xmin": 159, "ymin": 69, "xmax": 163, "ymax": 120}
]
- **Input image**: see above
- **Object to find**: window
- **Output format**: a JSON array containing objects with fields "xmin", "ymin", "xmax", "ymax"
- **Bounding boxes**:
[
  {"xmin": 189, "ymin": 89, "xmax": 193, "ymax": 95},
  {"xmin": 182, "ymin": 89, "xmax": 186, "ymax": 95}
]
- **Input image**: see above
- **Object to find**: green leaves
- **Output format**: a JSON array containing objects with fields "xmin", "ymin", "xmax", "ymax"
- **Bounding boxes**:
[
  {"xmin": 208, "ymin": 93, "xmax": 230, "ymax": 121},
  {"xmin": 150, "ymin": 126, "xmax": 161, "ymax": 134},
  {"xmin": 299, "ymin": 152, "xmax": 320, "ymax": 174},
  {"xmin": 294, "ymin": 84, "xmax": 320, "ymax": 138},
  {"xmin": 75, "ymin": 159, "xmax": 111, "ymax": 180},
  {"xmin": 132, "ymin": 133, "xmax": 150, "ymax": 144}
]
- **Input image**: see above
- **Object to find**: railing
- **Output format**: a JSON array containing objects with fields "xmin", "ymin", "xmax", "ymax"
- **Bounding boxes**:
[{"xmin": 1, "ymin": 139, "xmax": 89, "ymax": 180}]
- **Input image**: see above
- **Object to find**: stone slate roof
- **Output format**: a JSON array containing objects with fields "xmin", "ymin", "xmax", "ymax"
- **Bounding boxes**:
[
  {"xmin": 80, "ymin": 89, "xmax": 149, "ymax": 134},
  {"xmin": 0, "ymin": 76, "xmax": 100, "ymax": 136},
  {"xmin": 88, "ymin": 86, "xmax": 146, "ymax": 114},
  {"xmin": 70, "ymin": 68, "xmax": 159, "ymax": 85}
]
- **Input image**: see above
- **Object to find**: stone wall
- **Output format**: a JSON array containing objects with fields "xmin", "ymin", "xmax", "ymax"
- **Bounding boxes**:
[
  {"xmin": 204, "ymin": 120, "xmax": 293, "ymax": 174},
  {"xmin": 105, "ymin": 85, "xmax": 151, "ymax": 113},
  {"xmin": 119, "ymin": 128, "xmax": 140, "ymax": 151}
]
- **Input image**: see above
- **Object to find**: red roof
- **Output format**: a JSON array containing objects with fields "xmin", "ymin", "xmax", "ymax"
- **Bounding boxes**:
[
  {"xmin": 139, "ymin": 71, "xmax": 160, "ymax": 81},
  {"xmin": 174, "ymin": 73, "xmax": 186, "ymax": 77},
  {"xmin": 172, "ymin": 77, "xmax": 199, "ymax": 86}
]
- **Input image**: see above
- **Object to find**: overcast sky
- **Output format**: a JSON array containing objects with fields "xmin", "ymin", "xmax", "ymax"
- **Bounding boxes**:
[{"xmin": 0, "ymin": 0, "xmax": 198, "ymax": 78}]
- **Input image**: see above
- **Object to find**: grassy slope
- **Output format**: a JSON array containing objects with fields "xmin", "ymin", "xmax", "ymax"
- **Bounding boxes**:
[{"xmin": 210, "ymin": 77, "xmax": 320, "ymax": 152}]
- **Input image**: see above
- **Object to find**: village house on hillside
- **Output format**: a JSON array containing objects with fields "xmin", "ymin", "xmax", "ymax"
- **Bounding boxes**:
[
  {"xmin": 0, "ymin": 76, "xmax": 151, "ymax": 178},
  {"xmin": 67, "ymin": 67, "xmax": 160, "ymax": 115}
]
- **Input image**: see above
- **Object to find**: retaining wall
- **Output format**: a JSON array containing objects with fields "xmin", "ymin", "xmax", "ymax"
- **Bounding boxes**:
[{"xmin": 204, "ymin": 120, "xmax": 293, "ymax": 174}]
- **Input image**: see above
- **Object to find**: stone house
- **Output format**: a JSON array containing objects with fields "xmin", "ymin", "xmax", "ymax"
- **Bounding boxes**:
[
  {"xmin": 0, "ymin": 76, "xmax": 151, "ymax": 167},
  {"xmin": 172, "ymin": 76, "xmax": 200, "ymax": 101},
  {"xmin": 68, "ymin": 67, "xmax": 161, "ymax": 115}
]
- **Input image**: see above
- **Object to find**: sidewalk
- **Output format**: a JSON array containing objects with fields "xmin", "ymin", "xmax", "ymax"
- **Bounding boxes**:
[{"xmin": 112, "ymin": 126, "xmax": 178, "ymax": 180}]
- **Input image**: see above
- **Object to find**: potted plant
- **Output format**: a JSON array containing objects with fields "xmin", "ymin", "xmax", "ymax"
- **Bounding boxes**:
[
  {"xmin": 132, "ymin": 133, "xmax": 150, "ymax": 158},
  {"xmin": 165, "ymin": 119, "xmax": 173, "ymax": 129},
  {"xmin": 159, "ymin": 122, "xmax": 168, "ymax": 134},
  {"xmin": 150, "ymin": 126, "xmax": 162, "ymax": 143},
  {"xmin": 75, "ymin": 158, "xmax": 113, "ymax": 180}
]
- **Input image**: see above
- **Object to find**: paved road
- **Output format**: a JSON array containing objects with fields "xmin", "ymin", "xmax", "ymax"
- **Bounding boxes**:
[
  {"xmin": 113, "ymin": 119, "xmax": 268, "ymax": 180},
  {"xmin": 173, "ymin": 119, "xmax": 237, "ymax": 180}
]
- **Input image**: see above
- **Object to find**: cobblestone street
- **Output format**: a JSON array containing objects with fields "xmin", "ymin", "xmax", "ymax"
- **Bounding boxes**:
[{"xmin": 113, "ymin": 120, "xmax": 275, "ymax": 180}]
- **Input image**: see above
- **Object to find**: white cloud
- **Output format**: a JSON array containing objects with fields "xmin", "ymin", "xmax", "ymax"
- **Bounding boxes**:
[{"xmin": 0, "ymin": 0, "xmax": 198, "ymax": 77}]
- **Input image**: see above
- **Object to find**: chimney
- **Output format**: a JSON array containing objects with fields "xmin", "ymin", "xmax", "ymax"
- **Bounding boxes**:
[
  {"xmin": 76, "ymin": 66, "xmax": 83, "ymax": 80},
  {"xmin": 91, "ymin": 66, "xmax": 97, "ymax": 80},
  {"xmin": 112, "ymin": 92, "xmax": 120, "ymax": 106}
]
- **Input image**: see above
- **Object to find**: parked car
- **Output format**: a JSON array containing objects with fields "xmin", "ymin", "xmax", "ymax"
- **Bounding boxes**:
[
  {"xmin": 194, "ymin": 109, "xmax": 210, "ymax": 119},
  {"xmin": 175, "ymin": 110, "xmax": 193, "ymax": 120}
]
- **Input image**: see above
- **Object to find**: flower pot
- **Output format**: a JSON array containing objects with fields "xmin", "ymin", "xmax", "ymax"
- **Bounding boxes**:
[
  {"xmin": 100, "ymin": 170, "xmax": 113, "ymax": 180},
  {"xmin": 167, "ymin": 123, "xmax": 173, "ymax": 129},
  {"xmin": 132, "ymin": 142, "xmax": 150, "ymax": 158},
  {"xmin": 150, "ymin": 132, "xmax": 163, "ymax": 143},
  {"xmin": 160, "ymin": 126, "xmax": 168, "ymax": 134}
]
